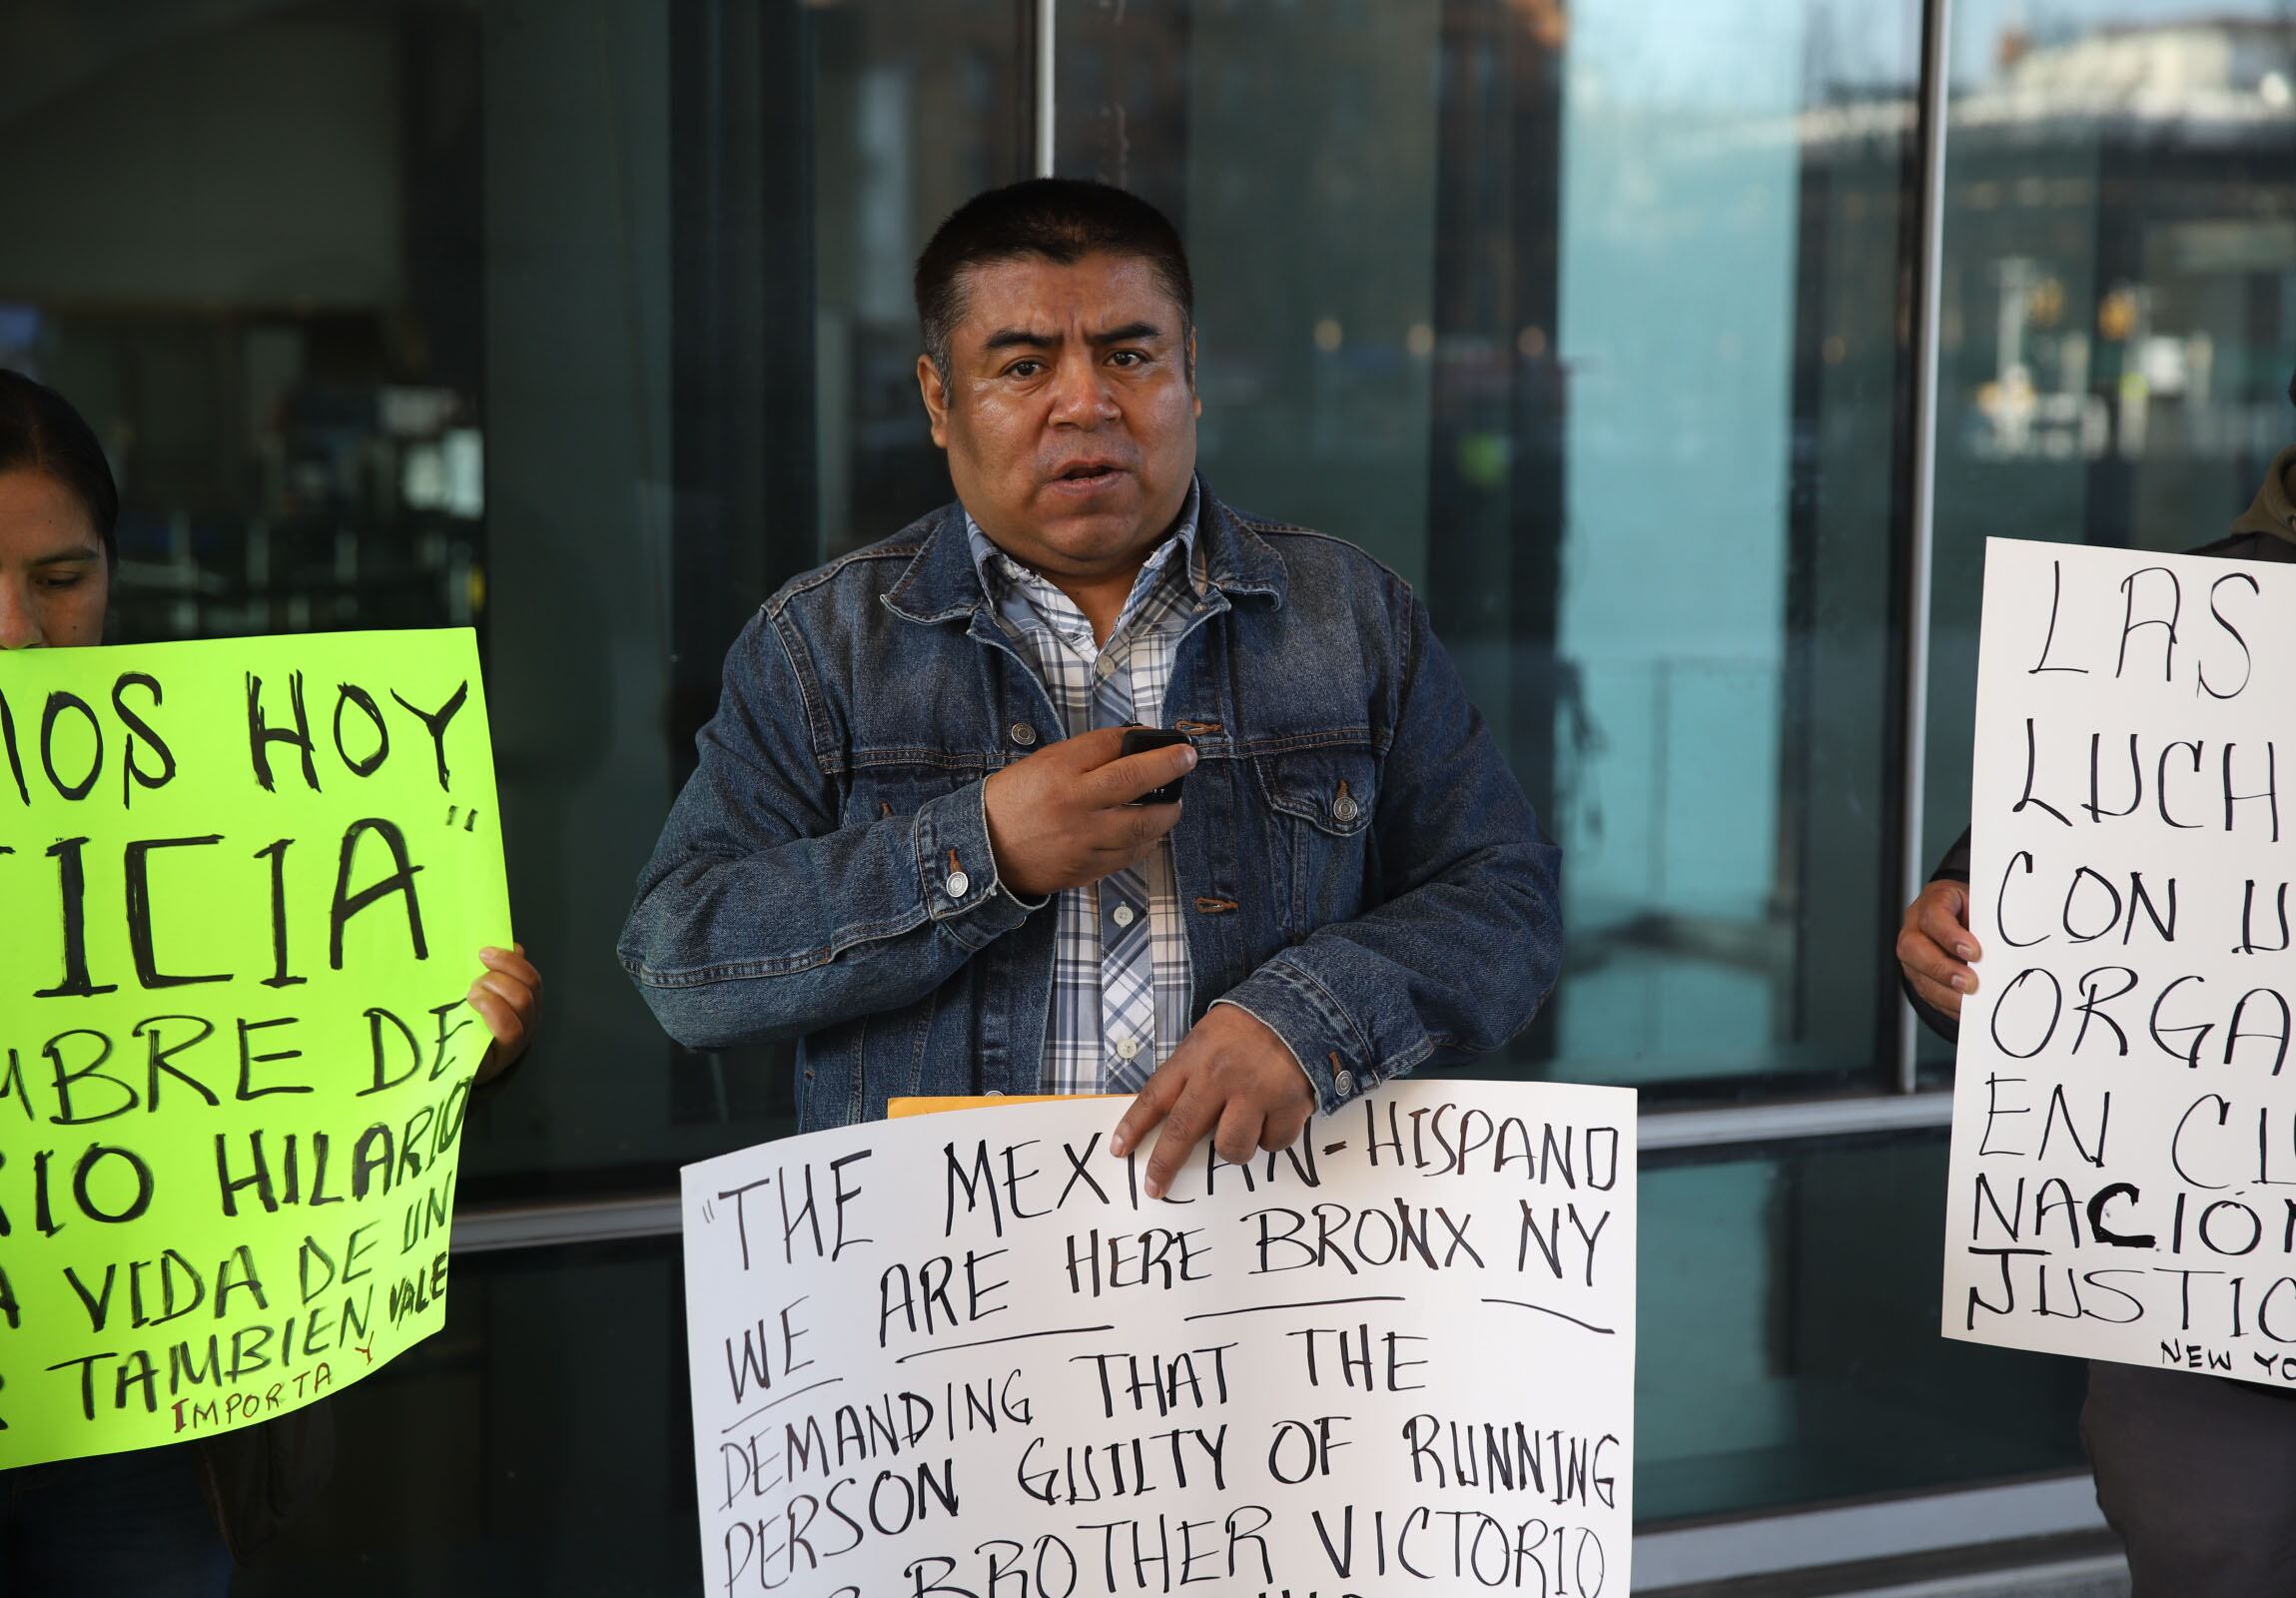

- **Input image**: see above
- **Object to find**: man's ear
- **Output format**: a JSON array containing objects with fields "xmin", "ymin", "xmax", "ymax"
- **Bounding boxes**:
[
  {"xmin": 1187, "ymin": 327, "xmax": 1200, "ymax": 418},
  {"xmin": 918, "ymin": 354, "xmax": 951, "ymax": 448}
]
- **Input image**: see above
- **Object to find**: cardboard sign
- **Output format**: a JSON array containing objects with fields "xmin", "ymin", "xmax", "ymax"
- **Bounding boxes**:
[
  {"xmin": 0, "ymin": 630, "xmax": 510, "ymax": 1464},
  {"xmin": 683, "ymin": 1080, "xmax": 1637, "ymax": 1596},
  {"xmin": 1944, "ymin": 537, "xmax": 2296, "ymax": 1385}
]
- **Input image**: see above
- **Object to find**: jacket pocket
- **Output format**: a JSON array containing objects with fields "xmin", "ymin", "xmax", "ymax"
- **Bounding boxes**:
[
  {"xmin": 840, "ymin": 761, "xmax": 985, "ymax": 829},
  {"xmin": 1251, "ymin": 746, "xmax": 1377, "ymax": 937}
]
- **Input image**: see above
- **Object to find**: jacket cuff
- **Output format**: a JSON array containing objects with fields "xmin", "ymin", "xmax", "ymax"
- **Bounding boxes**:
[
  {"xmin": 1213, "ymin": 956, "xmax": 1399, "ymax": 1116},
  {"xmin": 914, "ymin": 779, "xmax": 1041, "ymax": 951}
]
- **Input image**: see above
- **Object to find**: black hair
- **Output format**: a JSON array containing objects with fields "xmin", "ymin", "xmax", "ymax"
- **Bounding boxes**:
[
  {"xmin": 0, "ymin": 369, "xmax": 118, "ymax": 561},
  {"xmin": 914, "ymin": 179, "xmax": 1194, "ymax": 380}
]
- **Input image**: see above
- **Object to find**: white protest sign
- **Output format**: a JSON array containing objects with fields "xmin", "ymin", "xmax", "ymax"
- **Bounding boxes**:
[
  {"xmin": 682, "ymin": 1079, "xmax": 1636, "ymax": 1597},
  {"xmin": 1944, "ymin": 536, "xmax": 2296, "ymax": 1385}
]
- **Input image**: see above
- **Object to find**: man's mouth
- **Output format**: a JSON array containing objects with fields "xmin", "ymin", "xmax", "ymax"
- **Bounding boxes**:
[{"xmin": 1049, "ymin": 460, "xmax": 1125, "ymax": 491}]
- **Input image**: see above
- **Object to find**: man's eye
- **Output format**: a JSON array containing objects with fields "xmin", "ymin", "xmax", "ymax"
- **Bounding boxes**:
[
  {"xmin": 1111, "ymin": 351, "xmax": 1146, "ymax": 368},
  {"xmin": 38, "ymin": 573, "xmax": 83, "ymax": 590},
  {"xmin": 1007, "ymin": 360, "xmax": 1044, "ymax": 378}
]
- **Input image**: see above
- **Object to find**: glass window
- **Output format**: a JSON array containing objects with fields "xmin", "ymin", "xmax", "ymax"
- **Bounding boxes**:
[
  {"xmin": 1918, "ymin": 0, "xmax": 2296, "ymax": 1073},
  {"xmin": 1059, "ymin": 0, "xmax": 1924, "ymax": 1095},
  {"xmin": 1640, "ymin": 1132, "xmax": 2086, "ymax": 1522},
  {"xmin": 2, "ymin": 0, "xmax": 2186, "ymax": 1565},
  {"xmin": 228, "ymin": 1236, "xmax": 702, "ymax": 1594},
  {"xmin": 814, "ymin": 2, "xmax": 1032, "ymax": 559},
  {"xmin": 0, "ymin": 0, "xmax": 1028, "ymax": 1193}
]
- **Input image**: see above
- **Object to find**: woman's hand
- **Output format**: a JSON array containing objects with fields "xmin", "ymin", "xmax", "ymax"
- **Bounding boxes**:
[{"xmin": 468, "ymin": 943, "xmax": 542, "ymax": 1084}]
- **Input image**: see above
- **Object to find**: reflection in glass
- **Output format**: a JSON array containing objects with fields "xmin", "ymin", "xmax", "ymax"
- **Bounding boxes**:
[
  {"xmin": 0, "ymin": 0, "xmax": 1032, "ymax": 1190},
  {"xmin": 1639, "ymin": 1133, "xmax": 2087, "ymax": 1521},
  {"xmin": 815, "ymin": 2, "xmax": 1030, "ymax": 558},
  {"xmin": 1919, "ymin": 1, "xmax": 2296, "ymax": 1073},
  {"xmin": 229, "ymin": 1238, "xmax": 701, "ymax": 1595},
  {"xmin": 1060, "ymin": 0, "xmax": 1921, "ymax": 1091},
  {"xmin": 0, "ymin": 3, "xmax": 486, "ymax": 645}
]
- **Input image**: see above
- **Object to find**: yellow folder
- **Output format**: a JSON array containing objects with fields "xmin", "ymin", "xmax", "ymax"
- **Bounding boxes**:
[{"xmin": 887, "ymin": 1093, "xmax": 1124, "ymax": 1118}]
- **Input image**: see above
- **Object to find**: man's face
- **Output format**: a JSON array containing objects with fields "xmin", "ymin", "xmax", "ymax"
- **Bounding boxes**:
[
  {"xmin": 919, "ymin": 251, "xmax": 1198, "ymax": 581},
  {"xmin": 0, "ymin": 468, "xmax": 109, "ymax": 648}
]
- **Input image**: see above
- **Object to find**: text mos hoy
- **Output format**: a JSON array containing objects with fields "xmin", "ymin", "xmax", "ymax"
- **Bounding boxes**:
[{"xmin": 0, "ymin": 631, "xmax": 510, "ymax": 1463}]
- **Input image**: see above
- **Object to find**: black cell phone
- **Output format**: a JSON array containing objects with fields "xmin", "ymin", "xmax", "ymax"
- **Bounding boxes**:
[{"xmin": 1120, "ymin": 726, "xmax": 1192, "ymax": 806}]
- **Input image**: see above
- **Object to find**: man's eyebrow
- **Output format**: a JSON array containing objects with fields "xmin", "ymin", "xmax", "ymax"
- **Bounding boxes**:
[
  {"xmin": 29, "ymin": 548, "xmax": 101, "ymax": 566},
  {"xmin": 1089, "ymin": 321, "xmax": 1164, "ymax": 346},
  {"xmin": 981, "ymin": 327, "xmax": 1058, "ymax": 353},
  {"xmin": 979, "ymin": 320, "xmax": 1170, "ymax": 355}
]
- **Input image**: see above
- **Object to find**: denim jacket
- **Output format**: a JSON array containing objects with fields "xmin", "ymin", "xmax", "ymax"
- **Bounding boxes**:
[{"xmin": 617, "ymin": 486, "xmax": 1562, "ymax": 1132}]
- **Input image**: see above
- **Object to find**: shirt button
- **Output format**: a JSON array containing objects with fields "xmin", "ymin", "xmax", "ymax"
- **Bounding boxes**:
[
  {"xmin": 1115, "ymin": 1036, "xmax": 1142, "ymax": 1062},
  {"xmin": 1095, "ymin": 654, "xmax": 1118, "ymax": 680},
  {"xmin": 945, "ymin": 870, "xmax": 972, "ymax": 899},
  {"xmin": 1112, "ymin": 905, "xmax": 1137, "ymax": 928},
  {"xmin": 1010, "ymin": 722, "xmax": 1038, "ymax": 747},
  {"xmin": 1331, "ymin": 1069, "xmax": 1356, "ymax": 1098}
]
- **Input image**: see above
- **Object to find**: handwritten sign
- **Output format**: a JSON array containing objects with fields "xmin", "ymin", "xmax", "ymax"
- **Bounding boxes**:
[
  {"xmin": 0, "ymin": 630, "xmax": 509, "ymax": 1465},
  {"xmin": 1944, "ymin": 537, "xmax": 2296, "ymax": 1386},
  {"xmin": 682, "ymin": 1080, "xmax": 1636, "ymax": 1597}
]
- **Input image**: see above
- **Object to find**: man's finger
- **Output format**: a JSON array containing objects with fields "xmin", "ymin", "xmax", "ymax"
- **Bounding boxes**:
[
  {"xmin": 1144, "ymin": 1078, "xmax": 1220, "ymax": 1199},
  {"xmin": 1050, "ymin": 726, "xmax": 1136, "ymax": 769},
  {"xmin": 1086, "ymin": 741, "xmax": 1198, "ymax": 808},
  {"xmin": 1896, "ymin": 927, "xmax": 1974, "ymax": 995},
  {"xmin": 1907, "ymin": 972, "xmax": 1964, "ymax": 1018},
  {"xmin": 1077, "ymin": 804, "xmax": 1182, "ymax": 869},
  {"xmin": 1918, "ymin": 887, "xmax": 1980, "ymax": 963},
  {"xmin": 1111, "ymin": 1060, "xmax": 1186, "ymax": 1158},
  {"xmin": 1212, "ymin": 1098, "xmax": 1263, "ymax": 1169},
  {"xmin": 1260, "ymin": 1098, "xmax": 1311, "ymax": 1153}
]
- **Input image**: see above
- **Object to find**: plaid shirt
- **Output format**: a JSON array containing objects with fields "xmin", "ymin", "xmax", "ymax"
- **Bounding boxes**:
[{"xmin": 966, "ymin": 485, "xmax": 1209, "ymax": 1095}]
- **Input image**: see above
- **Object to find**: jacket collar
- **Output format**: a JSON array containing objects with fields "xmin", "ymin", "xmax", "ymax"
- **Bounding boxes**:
[
  {"xmin": 2229, "ymin": 442, "xmax": 2296, "ymax": 548},
  {"xmin": 881, "ymin": 476, "xmax": 1287, "ymax": 625}
]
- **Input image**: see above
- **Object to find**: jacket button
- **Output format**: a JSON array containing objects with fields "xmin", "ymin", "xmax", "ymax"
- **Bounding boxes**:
[
  {"xmin": 946, "ymin": 870, "xmax": 972, "ymax": 899},
  {"xmin": 1331, "ymin": 1069, "xmax": 1356, "ymax": 1098},
  {"xmin": 1332, "ymin": 792, "xmax": 1360, "ymax": 825},
  {"xmin": 1011, "ymin": 722, "xmax": 1038, "ymax": 747}
]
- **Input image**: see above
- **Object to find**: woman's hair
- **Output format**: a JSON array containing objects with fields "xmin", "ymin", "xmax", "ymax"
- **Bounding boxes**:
[{"xmin": 0, "ymin": 368, "xmax": 119, "ymax": 560}]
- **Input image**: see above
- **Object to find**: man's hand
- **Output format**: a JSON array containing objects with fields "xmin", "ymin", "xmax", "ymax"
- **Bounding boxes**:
[
  {"xmin": 1110, "ymin": 1006, "xmax": 1316, "ymax": 1199},
  {"xmin": 469, "ymin": 943, "xmax": 542, "ymax": 1085},
  {"xmin": 984, "ymin": 727, "xmax": 1197, "ymax": 900},
  {"xmin": 1897, "ymin": 881, "xmax": 1980, "ymax": 1019}
]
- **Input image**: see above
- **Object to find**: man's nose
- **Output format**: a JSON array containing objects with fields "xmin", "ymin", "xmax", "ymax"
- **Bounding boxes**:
[
  {"xmin": 0, "ymin": 578, "xmax": 43, "ymax": 650},
  {"xmin": 1046, "ymin": 352, "xmax": 1118, "ymax": 425}
]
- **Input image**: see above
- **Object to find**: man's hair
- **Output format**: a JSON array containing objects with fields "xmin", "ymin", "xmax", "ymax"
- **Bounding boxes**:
[
  {"xmin": 0, "ymin": 369, "xmax": 118, "ymax": 561},
  {"xmin": 914, "ymin": 179, "xmax": 1194, "ymax": 380}
]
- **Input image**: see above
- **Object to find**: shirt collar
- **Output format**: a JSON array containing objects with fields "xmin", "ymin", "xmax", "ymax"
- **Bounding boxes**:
[{"xmin": 964, "ymin": 477, "xmax": 1207, "ymax": 608}]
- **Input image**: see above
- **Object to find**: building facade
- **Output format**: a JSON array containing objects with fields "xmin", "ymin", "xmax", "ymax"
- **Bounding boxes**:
[{"xmin": 3, "ymin": 0, "xmax": 2294, "ymax": 1589}]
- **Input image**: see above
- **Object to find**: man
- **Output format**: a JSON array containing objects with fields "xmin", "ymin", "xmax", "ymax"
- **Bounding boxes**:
[
  {"xmin": 619, "ymin": 180, "xmax": 1559, "ymax": 1189},
  {"xmin": 1897, "ymin": 366, "xmax": 2296, "ymax": 1598}
]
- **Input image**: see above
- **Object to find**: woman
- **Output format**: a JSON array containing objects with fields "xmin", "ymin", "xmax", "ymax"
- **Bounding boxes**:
[{"xmin": 0, "ymin": 367, "xmax": 543, "ymax": 1593}]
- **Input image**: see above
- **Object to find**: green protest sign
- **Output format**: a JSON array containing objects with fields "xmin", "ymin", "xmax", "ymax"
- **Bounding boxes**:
[{"xmin": 0, "ymin": 629, "xmax": 509, "ymax": 1466}]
